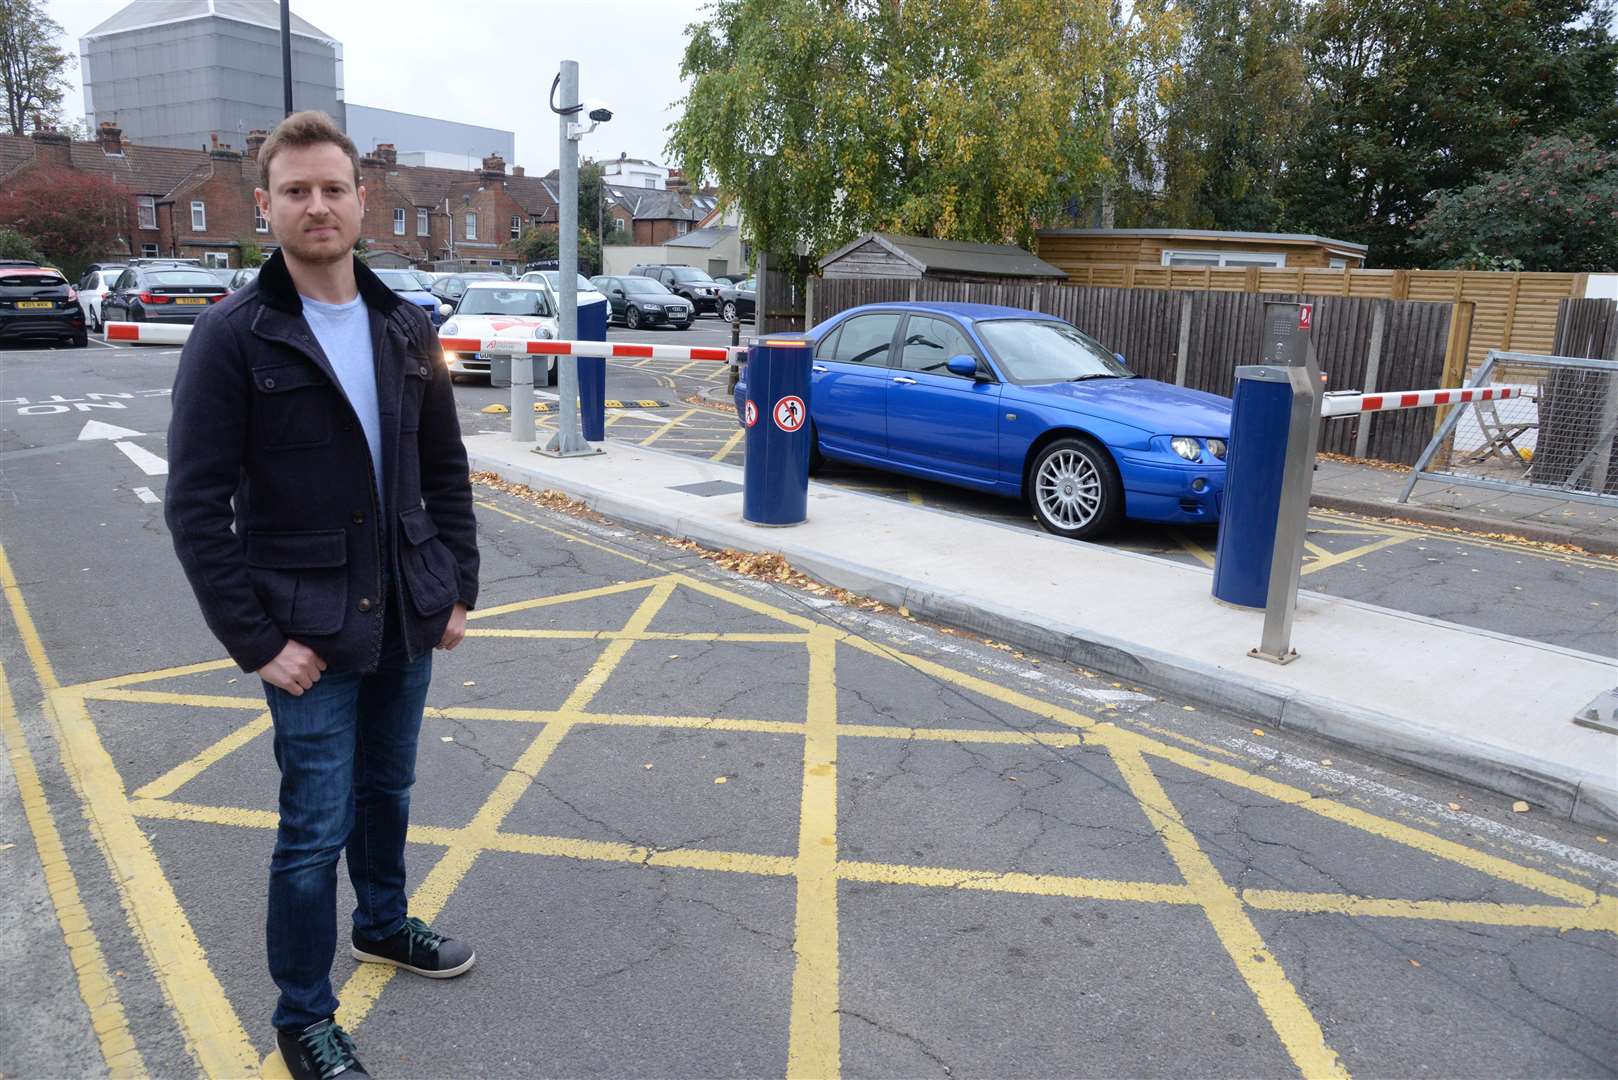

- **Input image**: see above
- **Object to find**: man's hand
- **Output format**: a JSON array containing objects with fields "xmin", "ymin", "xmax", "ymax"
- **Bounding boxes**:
[
  {"xmin": 438, "ymin": 602, "xmax": 468, "ymax": 651},
  {"xmin": 258, "ymin": 640, "xmax": 327, "ymax": 696}
]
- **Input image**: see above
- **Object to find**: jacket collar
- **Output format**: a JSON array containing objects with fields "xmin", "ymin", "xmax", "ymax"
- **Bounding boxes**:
[{"xmin": 255, "ymin": 248, "xmax": 402, "ymax": 315}]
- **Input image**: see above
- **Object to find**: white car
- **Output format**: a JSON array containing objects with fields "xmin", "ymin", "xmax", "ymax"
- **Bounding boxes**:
[
  {"xmin": 438, "ymin": 281, "xmax": 561, "ymax": 384},
  {"xmin": 77, "ymin": 266, "xmax": 127, "ymax": 332},
  {"xmin": 520, "ymin": 270, "xmax": 608, "ymax": 313}
]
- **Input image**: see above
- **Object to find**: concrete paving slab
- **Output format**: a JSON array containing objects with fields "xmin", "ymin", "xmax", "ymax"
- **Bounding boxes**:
[{"xmin": 465, "ymin": 436, "xmax": 1618, "ymax": 828}]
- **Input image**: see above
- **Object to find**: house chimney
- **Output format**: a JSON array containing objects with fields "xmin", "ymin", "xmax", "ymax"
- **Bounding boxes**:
[
  {"xmin": 375, "ymin": 142, "xmax": 396, "ymax": 166},
  {"xmin": 98, "ymin": 121, "xmax": 124, "ymax": 155},
  {"xmin": 210, "ymin": 132, "xmax": 219, "ymax": 149},
  {"xmin": 512, "ymin": 165, "xmax": 524, "ymax": 177},
  {"xmin": 480, "ymin": 152, "xmax": 506, "ymax": 179},
  {"xmin": 245, "ymin": 129, "xmax": 268, "ymax": 159},
  {"xmin": 209, "ymin": 146, "xmax": 243, "ymax": 177},
  {"xmin": 29, "ymin": 128, "xmax": 71, "ymax": 167},
  {"xmin": 360, "ymin": 150, "xmax": 385, "ymax": 170}
]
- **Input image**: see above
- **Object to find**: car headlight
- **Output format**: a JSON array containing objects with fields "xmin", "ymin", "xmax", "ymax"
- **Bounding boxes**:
[
  {"xmin": 1205, "ymin": 438, "xmax": 1228, "ymax": 460},
  {"xmin": 440, "ymin": 320, "xmax": 459, "ymax": 337},
  {"xmin": 532, "ymin": 326, "xmax": 553, "ymax": 340},
  {"xmin": 643, "ymin": 303, "xmax": 664, "ymax": 311},
  {"xmin": 1170, "ymin": 436, "xmax": 1202, "ymax": 461}
]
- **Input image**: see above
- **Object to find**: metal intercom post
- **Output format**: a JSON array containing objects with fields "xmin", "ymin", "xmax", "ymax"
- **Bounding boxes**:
[{"xmin": 1248, "ymin": 301, "xmax": 1323, "ymax": 662}]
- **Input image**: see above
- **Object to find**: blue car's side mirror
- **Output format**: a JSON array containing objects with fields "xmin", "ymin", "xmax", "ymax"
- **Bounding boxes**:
[
  {"xmin": 1114, "ymin": 352, "xmax": 1127, "ymax": 365},
  {"xmin": 946, "ymin": 354, "xmax": 979, "ymax": 378}
]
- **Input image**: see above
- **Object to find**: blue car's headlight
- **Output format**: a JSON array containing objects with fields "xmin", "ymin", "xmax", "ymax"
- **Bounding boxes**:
[
  {"xmin": 1170, "ymin": 436, "xmax": 1202, "ymax": 461},
  {"xmin": 1205, "ymin": 438, "xmax": 1227, "ymax": 460}
]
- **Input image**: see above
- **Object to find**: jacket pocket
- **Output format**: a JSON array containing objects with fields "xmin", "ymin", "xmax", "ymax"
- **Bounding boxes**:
[
  {"xmin": 252, "ymin": 362, "xmax": 333, "ymax": 449},
  {"xmin": 400, "ymin": 359, "xmax": 432, "ymax": 432},
  {"xmin": 397, "ymin": 506, "xmax": 456, "ymax": 616},
  {"xmin": 245, "ymin": 529, "xmax": 348, "ymax": 636}
]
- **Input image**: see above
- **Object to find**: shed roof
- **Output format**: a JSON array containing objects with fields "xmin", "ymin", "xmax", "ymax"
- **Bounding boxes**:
[
  {"xmin": 1035, "ymin": 227, "xmax": 1369, "ymax": 256},
  {"xmin": 822, "ymin": 232, "xmax": 1066, "ymax": 279},
  {"xmin": 665, "ymin": 225, "xmax": 736, "ymax": 250}
]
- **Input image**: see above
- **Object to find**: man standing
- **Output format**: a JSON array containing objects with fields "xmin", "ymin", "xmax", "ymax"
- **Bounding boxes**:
[{"xmin": 166, "ymin": 111, "xmax": 479, "ymax": 1080}]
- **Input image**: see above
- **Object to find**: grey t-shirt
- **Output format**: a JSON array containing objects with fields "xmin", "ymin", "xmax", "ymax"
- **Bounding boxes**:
[{"xmin": 300, "ymin": 293, "xmax": 383, "ymax": 512}]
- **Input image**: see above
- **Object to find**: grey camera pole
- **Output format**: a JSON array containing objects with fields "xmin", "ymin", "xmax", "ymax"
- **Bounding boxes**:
[{"xmin": 543, "ymin": 59, "xmax": 591, "ymax": 456}]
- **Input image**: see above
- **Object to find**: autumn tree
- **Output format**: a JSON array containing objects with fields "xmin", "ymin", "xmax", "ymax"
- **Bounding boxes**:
[
  {"xmin": 1413, "ymin": 136, "xmax": 1618, "ymax": 272},
  {"xmin": 670, "ymin": 0, "xmax": 1149, "ymax": 262},
  {"xmin": 0, "ymin": 0, "xmax": 73, "ymax": 134},
  {"xmin": 0, "ymin": 224, "xmax": 40, "ymax": 262},
  {"xmin": 0, "ymin": 167, "xmax": 128, "ymax": 279}
]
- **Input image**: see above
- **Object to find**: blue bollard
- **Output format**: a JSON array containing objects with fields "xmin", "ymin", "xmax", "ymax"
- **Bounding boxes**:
[
  {"xmin": 577, "ymin": 298, "xmax": 609, "ymax": 441},
  {"xmin": 1212, "ymin": 367, "xmax": 1295, "ymax": 607},
  {"xmin": 742, "ymin": 339, "xmax": 811, "ymax": 526}
]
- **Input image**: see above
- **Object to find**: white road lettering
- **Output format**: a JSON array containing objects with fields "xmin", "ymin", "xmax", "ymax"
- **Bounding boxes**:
[
  {"xmin": 132, "ymin": 486, "xmax": 161, "ymax": 504},
  {"xmin": 114, "ymin": 442, "xmax": 168, "ymax": 476}
]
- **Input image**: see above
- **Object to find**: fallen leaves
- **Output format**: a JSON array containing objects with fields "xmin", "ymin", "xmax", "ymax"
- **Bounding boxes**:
[
  {"xmin": 1251, "ymin": 728, "xmax": 1265, "ymax": 737},
  {"xmin": 653, "ymin": 535, "xmax": 899, "ymax": 614},
  {"xmin": 1448, "ymin": 802, "xmax": 1462, "ymax": 812},
  {"xmin": 470, "ymin": 473, "xmax": 609, "ymax": 522},
  {"xmin": 1512, "ymin": 800, "xmax": 1531, "ymax": 813}
]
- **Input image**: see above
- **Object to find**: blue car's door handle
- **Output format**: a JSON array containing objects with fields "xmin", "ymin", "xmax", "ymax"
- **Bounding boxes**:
[
  {"xmin": 892, "ymin": 376, "xmax": 917, "ymax": 385},
  {"xmin": 812, "ymin": 365, "xmax": 828, "ymax": 373}
]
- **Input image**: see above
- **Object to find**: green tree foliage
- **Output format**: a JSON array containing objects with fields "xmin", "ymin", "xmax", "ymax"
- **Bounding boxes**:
[
  {"xmin": 1280, "ymin": 0, "xmax": 1618, "ymax": 266},
  {"xmin": 1413, "ymin": 136, "xmax": 1618, "ymax": 271},
  {"xmin": 0, "ymin": 166, "xmax": 125, "ymax": 279},
  {"xmin": 0, "ymin": 0, "xmax": 72, "ymax": 134},
  {"xmin": 0, "ymin": 223, "xmax": 40, "ymax": 262},
  {"xmin": 238, "ymin": 239, "xmax": 265, "ymax": 267},
  {"xmin": 1132, "ymin": 0, "xmax": 1305, "ymax": 231},
  {"xmin": 518, "ymin": 225, "xmax": 559, "ymax": 265},
  {"xmin": 670, "ymin": 0, "xmax": 1147, "ymax": 260}
]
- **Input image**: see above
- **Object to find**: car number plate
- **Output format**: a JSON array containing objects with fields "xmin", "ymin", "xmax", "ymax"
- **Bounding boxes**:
[
  {"xmin": 175, "ymin": 297, "xmax": 207, "ymax": 304},
  {"xmin": 16, "ymin": 300, "xmax": 52, "ymax": 309}
]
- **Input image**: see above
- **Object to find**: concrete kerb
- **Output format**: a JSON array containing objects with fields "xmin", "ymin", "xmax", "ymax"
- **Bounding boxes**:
[
  {"xmin": 1310, "ymin": 492, "xmax": 1618, "ymax": 557},
  {"xmin": 464, "ymin": 446, "xmax": 1618, "ymax": 831}
]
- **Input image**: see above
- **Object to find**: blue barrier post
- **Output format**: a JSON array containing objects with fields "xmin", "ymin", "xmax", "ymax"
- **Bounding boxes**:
[
  {"xmin": 742, "ymin": 339, "xmax": 811, "ymax": 526},
  {"xmin": 577, "ymin": 298, "xmax": 608, "ymax": 441}
]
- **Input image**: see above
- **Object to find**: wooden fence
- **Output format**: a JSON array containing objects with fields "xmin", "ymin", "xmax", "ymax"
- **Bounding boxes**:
[
  {"xmin": 1037, "ymin": 260, "xmax": 1582, "ymax": 369},
  {"xmin": 810, "ymin": 275, "xmax": 1461, "ymax": 464}
]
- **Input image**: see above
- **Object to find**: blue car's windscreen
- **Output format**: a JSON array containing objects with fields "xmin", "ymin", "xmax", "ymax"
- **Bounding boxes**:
[{"xmin": 976, "ymin": 319, "xmax": 1133, "ymax": 384}]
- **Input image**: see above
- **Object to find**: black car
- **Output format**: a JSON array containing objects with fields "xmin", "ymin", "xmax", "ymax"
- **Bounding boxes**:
[
  {"xmin": 627, "ymin": 264, "xmax": 722, "ymax": 315},
  {"xmin": 591, "ymin": 275, "xmax": 694, "ymax": 330},
  {"xmin": 430, "ymin": 272, "xmax": 507, "ymax": 305},
  {"xmin": 0, "ymin": 267, "xmax": 87, "ymax": 347},
  {"xmin": 225, "ymin": 266, "xmax": 260, "ymax": 292},
  {"xmin": 717, "ymin": 277, "xmax": 756, "ymax": 323},
  {"xmin": 103, "ymin": 265, "xmax": 227, "ymax": 324}
]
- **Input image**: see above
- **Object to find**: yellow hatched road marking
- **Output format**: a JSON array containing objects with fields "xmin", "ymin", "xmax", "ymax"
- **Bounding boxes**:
[
  {"xmin": 639, "ymin": 408, "xmax": 700, "ymax": 446},
  {"xmin": 133, "ymin": 711, "xmax": 271, "ymax": 800},
  {"xmin": 1300, "ymin": 534, "xmax": 1410, "ymax": 576},
  {"xmin": 1110, "ymin": 747, "xmax": 1349, "ymax": 1079},
  {"xmin": 786, "ymin": 628, "xmax": 841, "ymax": 1080},
  {"xmin": 1243, "ymin": 890, "xmax": 1618, "ymax": 933},
  {"xmin": 1171, "ymin": 529, "xmax": 1216, "ymax": 568},
  {"xmin": 0, "ymin": 659, "xmax": 146, "ymax": 1077},
  {"xmin": 711, "ymin": 428, "xmax": 745, "ymax": 461}
]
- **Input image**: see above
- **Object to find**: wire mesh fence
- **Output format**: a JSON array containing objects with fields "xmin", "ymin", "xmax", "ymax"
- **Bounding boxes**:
[{"xmin": 1403, "ymin": 351, "xmax": 1618, "ymax": 506}]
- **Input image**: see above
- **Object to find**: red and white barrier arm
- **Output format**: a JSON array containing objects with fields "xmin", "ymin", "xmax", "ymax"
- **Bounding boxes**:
[
  {"xmin": 1320, "ymin": 384, "xmax": 1534, "ymax": 418},
  {"xmin": 103, "ymin": 321, "xmax": 193, "ymax": 345},
  {"xmin": 438, "ymin": 337, "xmax": 742, "ymax": 363}
]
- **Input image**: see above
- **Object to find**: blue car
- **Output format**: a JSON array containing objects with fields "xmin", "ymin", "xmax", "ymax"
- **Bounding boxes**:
[
  {"xmin": 734, "ymin": 302, "xmax": 1232, "ymax": 539},
  {"xmin": 373, "ymin": 268, "xmax": 445, "ymax": 326}
]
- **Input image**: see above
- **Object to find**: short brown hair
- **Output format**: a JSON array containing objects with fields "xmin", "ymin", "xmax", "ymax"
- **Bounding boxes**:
[{"xmin": 258, "ymin": 110, "xmax": 361, "ymax": 187}]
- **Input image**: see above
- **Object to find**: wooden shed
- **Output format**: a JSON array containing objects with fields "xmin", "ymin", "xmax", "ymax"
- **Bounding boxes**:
[
  {"xmin": 1036, "ymin": 228, "xmax": 1369, "ymax": 273},
  {"xmin": 819, "ymin": 232, "xmax": 1067, "ymax": 282}
]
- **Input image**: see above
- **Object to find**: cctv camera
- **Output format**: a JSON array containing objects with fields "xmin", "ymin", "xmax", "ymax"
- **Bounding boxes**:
[{"xmin": 584, "ymin": 99, "xmax": 614, "ymax": 123}]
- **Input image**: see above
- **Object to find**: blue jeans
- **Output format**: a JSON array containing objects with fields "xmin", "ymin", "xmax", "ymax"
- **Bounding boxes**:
[{"xmin": 262, "ymin": 649, "xmax": 432, "ymax": 1030}]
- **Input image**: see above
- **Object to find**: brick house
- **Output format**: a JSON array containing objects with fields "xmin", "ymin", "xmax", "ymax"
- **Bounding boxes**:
[{"xmin": 0, "ymin": 125, "xmax": 559, "ymax": 269}]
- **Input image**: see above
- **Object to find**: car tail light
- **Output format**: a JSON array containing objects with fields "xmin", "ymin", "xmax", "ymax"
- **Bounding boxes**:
[
  {"xmin": 99, "ymin": 289, "xmax": 110, "ymax": 299},
  {"xmin": 138, "ymin": 292, "xmax": 171, "ymax": 303},
  {"xmin": 67, "ymin": 287, "xmax": 78, "ymax": 301}
]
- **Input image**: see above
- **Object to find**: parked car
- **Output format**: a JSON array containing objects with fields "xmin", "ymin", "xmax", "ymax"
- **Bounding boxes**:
[
  {"xmin": 718, "ymin": 277, "xmax": 755, "ymax": 323},
  {"xmin": 102, "ymin": 265, "xmax": 228, "ymax": 324},
  {"xmin": 627, "ymin": 264, "xmax": 723, "ymax": 315},
  {"xmin": 226, "ymin": 266, "xmax": 260, "ymax": 292},
  {"xmin": 77, "ymin": 265, "xmax": 128, "ymax": 331},
  {"xmin": 0, "ymin": 267, "xmax": 87, "ymax": 347},
  {"xmin": 437, "ymin": 280, "xmax": 559, "ymax": 384},
  {"xmin": 206, "ymin": 267, "xmax": 237, "ymax": 290},
  {"xmin": 0, "ymin": 258, "xmax": 39, "ymax": 269},
  {"xmin": 591, "ymin": 275, "xmax": 693, "ymax": 330},
  {"xmin": 733, "ymin": 302, "xmax": 1232, "ymax": 540},
  {"xmin": 711, "ymin": 273, "xmax": 747, "ymax": 286},
  {"xmin": 373, "ymin": 268, "xmax": 445, "ymax": 325},
  {"xmin": 430, "ymin": 272, "xmax": 506, "ymax": 305},
  {"xmin": 410, "ymin": 269, "xmax": 438, "ymax": 292},
  {"xmin": 520, "ymin": 270, "xmax": 608, "ymax": 314}
]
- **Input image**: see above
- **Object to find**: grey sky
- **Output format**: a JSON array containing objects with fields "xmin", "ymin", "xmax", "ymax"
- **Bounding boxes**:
[{"xmin": 44, "ymin": 0, "xmax": 708, "ymax": 176}]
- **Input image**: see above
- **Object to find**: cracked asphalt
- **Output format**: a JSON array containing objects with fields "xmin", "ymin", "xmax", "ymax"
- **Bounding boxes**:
[{"xmin": 1, "ymin": 340, "xmax": 1616, "ymax": 1079}]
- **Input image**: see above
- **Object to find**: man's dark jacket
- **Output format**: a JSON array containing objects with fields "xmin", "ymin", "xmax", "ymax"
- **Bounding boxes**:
[{"xmin": 166, "ymin": 251, "xmax": 479, "ymax": 674}]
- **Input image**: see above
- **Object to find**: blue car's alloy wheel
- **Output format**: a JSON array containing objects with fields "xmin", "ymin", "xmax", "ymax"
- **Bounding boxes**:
[{"xmin": 1031, "ymin": 438, "xmax": 1123, "ymax": 540}]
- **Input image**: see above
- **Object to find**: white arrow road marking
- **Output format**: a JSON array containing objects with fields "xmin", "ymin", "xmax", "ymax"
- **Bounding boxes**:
[
  {"xmin": 78, "ymin": 420, "xmax": 144, "ymax": 441},
  {"xmin": 132, "ymin": 486, "xmax": 160, "ymax": 504},
  {"xmin": 114, "ymin": 442, "xmax": 167, "ymax": 476}
]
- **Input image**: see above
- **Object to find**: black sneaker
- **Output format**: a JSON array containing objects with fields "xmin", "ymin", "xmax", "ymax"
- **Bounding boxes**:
[
  {"xmin": 276, "ymin": 1018, "xmax": 369, "ymax": 1080},
  {"xmin": 351, "ymin": 915, "xmax": 475, "ymax": 978}
]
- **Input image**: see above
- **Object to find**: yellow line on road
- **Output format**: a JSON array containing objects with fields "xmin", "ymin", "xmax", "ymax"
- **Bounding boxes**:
[
  {"xmin": 468, "ymin": 576, "xmax": 663, "ymax": 619},
  {"xmin": 639, "ymin": 408, "xmax": 699, "ymax": 447},
  {"xmin": 68, "ymin": 657, "xmax": 238, "ymax": 693},
  {"xmin": 838, "ymin": 860, "xmax": 1197, "ymax": 905},
  {"xmin": 711, "ymin": 428, "xmax": 744, "ymax": 461},
  {"xmin": 1110, "ymin": 747, "xmax": 1348, "ymax": 1079},
  {"xmin": 1300, "ymin": 534, "xmax": 1409, "ymax": 576},
  {"xmin": 786, "ymin": 628, "xmax": 842, "ymax": 1079},
  {"xmin": 1243, "ymin": 889, "xmax": 1618, "ymax": 934},
  {"xmin": 132, "ymin": 712, "xmax": 271, "ymax": 801},
  {"xmin": 465, "ymin": 628, "xmax": 808, "ymax": 643},
  {"xmin": 0, "ymin": 542, "xmax": 259, "ymax": 1077},
  {"xmin": 474, "ymin": 498, "xmax": 656, "ymax": 569},
  {"xmin": 1171, "ymin": 529, "xmax": 1216, "ymax": 568},
  {"xmin": 80, "ymin": 688, "xmax": 266, "ymax": 710},
  {"xmin": 0, "ymin": 660, "xmax": 146, "ymax": 1077}
]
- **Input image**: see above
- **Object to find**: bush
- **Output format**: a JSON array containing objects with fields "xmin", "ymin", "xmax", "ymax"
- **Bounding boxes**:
[
  {"xmin": 0, "ymin": 226, "xmax": 42, "ymax": 263},
  {"xmin": 0, "ymin": 168, "xmax": 128, "ymax": 280}
]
